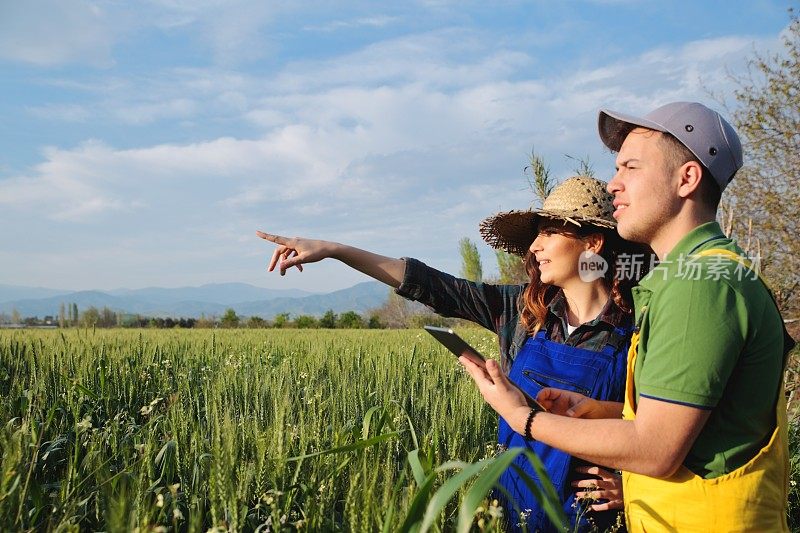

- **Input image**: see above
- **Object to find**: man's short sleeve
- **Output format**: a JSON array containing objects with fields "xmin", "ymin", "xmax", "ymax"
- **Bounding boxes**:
[{"xmin": 637, "ymin": 278, "xmax": 748, "ymax": 408}]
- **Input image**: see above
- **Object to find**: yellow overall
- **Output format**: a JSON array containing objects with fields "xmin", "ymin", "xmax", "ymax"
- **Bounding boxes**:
[{"xmin": 621, "ymin": 249, "xmax": 789, "ymax": 532}]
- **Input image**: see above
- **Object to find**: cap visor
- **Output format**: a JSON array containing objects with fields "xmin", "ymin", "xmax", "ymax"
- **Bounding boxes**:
[{"xmin": 598, "ymin": 108, "xmax": 668, "ymax": 152}]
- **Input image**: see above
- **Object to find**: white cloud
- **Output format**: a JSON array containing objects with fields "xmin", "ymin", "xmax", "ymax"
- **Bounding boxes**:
[
  {"xmin": 143, "ymin": 0, "xmax": 279, "ymax": 65},
  {"xmin": 1, "ymin": 19, "xmax": 786, "ymax": 290},
  {"xmin": 270, "ymin": 29, "xmax": 533, "ymax": 92},
  {"xmin": 0, "ymin": 0, "xmax": 117, "ymax": 66},
  {"xmin": 303, "ymin": 15, "xmax": 400, "ymax": 32},
  {"xmin": 27, "ymin": 104, "xmax": 91, "ymax": 122},
  {"xmin": 7, "ymin": 32, "xmax": 772, "ymax": 222},
  {"xmin": 112, "ymin": 98, "xmax": 199, "ymax": 125}
]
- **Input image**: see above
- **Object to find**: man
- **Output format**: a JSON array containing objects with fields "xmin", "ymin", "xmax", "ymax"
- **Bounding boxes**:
[{"xmin": 460, "ymin": 102, "xmax": 794, "ymax": 531}]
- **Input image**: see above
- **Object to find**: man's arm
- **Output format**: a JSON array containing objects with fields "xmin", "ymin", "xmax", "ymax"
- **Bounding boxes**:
[
  {"xmin": 525, "ymin": 397, "xmax": 709, "ymax": 477},
  {"xmin": 462, "ymin": 357, "xmax": 711, "ymax": 477},
  {"xmin": 535, "ymin": 387, "xmax": 624, "ymax": 419}
]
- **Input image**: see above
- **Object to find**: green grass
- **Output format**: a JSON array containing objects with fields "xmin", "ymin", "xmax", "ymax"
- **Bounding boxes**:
[
  {"xmin": 0, "ymin": 328, "xmax": 523, "ymax": 532},
  {"xmin": 3, "ymin": 328, "xmax": 796, "ymax": 532}
]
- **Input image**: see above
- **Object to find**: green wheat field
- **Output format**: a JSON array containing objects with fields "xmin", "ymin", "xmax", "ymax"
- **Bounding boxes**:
[{"xmin": 1, "ymin": 328, "xmax": 798, "ymax": 532}]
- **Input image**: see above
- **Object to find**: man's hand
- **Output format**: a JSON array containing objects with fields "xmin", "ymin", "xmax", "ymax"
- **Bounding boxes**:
[{"xmin": 536, "ymin": 388, "xmax": 600, "ymax": 418}]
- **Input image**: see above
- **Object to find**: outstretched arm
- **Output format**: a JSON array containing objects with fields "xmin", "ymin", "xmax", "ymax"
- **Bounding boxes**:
[{"xmin": 256, "ymin": 231, "xmax": 406, "ymax": 288}]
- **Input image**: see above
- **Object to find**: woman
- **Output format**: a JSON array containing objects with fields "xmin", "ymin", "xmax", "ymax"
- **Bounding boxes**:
[{"xmin": 258, "ymin": 176, "xmax": 647, "ymax": 532}]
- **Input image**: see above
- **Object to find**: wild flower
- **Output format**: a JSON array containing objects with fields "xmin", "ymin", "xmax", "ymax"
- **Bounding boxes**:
[
  {"xmin": 140, "ymin": 396, "xmax": 163, "ymax": 416},
  {"xmin": 517, "ymin": 508, "xmax": 533, "ymax": 526},
  {"xmin": 487, "ymin": 499, "xmax": 503, "ymax": 519},
  {"xmin": 75, "ymin": 415, "xmax": 92, "ymax": 432}
]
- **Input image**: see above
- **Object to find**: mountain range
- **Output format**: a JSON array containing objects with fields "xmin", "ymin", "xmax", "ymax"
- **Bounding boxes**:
[{"xmin": 0, "ymin": 282, "xmax": 391, "ymax": 319}]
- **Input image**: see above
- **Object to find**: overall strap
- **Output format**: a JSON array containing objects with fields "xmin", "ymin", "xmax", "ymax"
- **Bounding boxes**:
[
  {"xmin": 531, "ymin": 319, "xmax": 632, "ymax": 357},
  {"xmin": 599, "ymin": 324, "xmax": 634, "ymax": 356}
]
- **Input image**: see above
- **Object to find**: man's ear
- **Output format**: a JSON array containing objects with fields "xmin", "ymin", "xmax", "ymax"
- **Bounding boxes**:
[
  {"xmin": 584, "ymin": 232, "xmax": 605, "ymax": 254},
  {"xmin": 677, "ymin": 160, "xmax": 704, "ymax": 199}
]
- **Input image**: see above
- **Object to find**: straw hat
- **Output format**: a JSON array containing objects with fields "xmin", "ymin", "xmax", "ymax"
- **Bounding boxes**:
[{"xmin": 479, "ymin": 176, "xmax": 617, "ymax": 256}]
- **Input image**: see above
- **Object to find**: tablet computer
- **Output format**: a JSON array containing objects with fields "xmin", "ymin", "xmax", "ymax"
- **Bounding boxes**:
[
  {"xmin": 423, "ymin": 325, "xmax": 546, "ymax": 412},
  {"xmin": 423, "ymin": 325, "xmax": 486, "ymax": 367}
]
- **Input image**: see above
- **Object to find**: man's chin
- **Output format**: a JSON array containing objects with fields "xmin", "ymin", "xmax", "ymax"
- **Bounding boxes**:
[{"xmin": 617, "ymin": 222, "xmax": 644, "ymax": 244}]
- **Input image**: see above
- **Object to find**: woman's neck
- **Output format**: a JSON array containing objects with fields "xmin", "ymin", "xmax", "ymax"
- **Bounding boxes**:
[{"xmin": 561, "ymin": 280, "xmax": 611, "ymax": 327}]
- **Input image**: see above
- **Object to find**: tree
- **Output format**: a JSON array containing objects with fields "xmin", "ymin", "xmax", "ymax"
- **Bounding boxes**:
[
  {"xmin": 220, "ymin": 308, "xmax": 240, "ymax": 328},
  {"xmin": 371, "ymin": 290, "xmax": 416, "ymax": 328},
  {"xmin": 525, "ymin": 147, "xmax": 555, "ymax": 206},
  {"xmin": 71, "ymin": 303, "xmax": 79, "ymax": 326},
  {"xmin": 319, "ymin": 309, "xmax": 337, "ymax": 328},
  {"xmin": 11, "ymin": 308, "xmax": 21, "ymax": 325},
  {"xmin": 459, "ymin": 237, "xmax": 483, "ymax": 282},
  {"xmin": 295, "ymin": 315, "xmax": 318, "ymax": 328},
  {"xmin": 721, "ymin": 7, "xmax": 800, "ymax": 315},
  {"xmin": 195, "ymin": 314, "xmax": 215, "ymax": 328},
  {"xmin": 247, "ymin": 316, "xmax": 267, "ymax": 328},
  {"xmin": 81, "ymin": 306, "xmax": 100, "ymax": 328},
  {"xmin": 408, "ymin": 312, "xmax": 452, "ymax": 329},
  {"xmin": 566, "ymin": 154, "xmax": 595, "ymax": 178},
  {"xmin": 496, "ymin": 250, "xmax": 528, "ymax": 284},
  {"xmin": 272, "ymin": 312, "xmax": 290, "ymax": 328},
  {"xmin": 100, "ymin": 307, "xmax": 116, "ymax": 328},
  {"xmin": 338, "ymin": 311, "xmax": 364, "ymax": 329},
  {"xmin": 58, "ymin": 303, "xmax": 66, "ymax": 328}
]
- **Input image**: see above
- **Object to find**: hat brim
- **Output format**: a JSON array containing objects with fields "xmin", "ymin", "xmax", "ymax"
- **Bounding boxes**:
[
  {"xmin": 598, "ymin": 108, "xmax": 668, "ymax": 152},
  {"xmin": 479, "ymin": 209, "xmax": 617, "ymax": 257}
]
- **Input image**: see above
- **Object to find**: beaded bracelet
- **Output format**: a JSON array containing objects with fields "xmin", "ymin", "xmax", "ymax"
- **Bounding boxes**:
[{"xmin": 524, "ymin": 408, "xmax": 540, "ymax": 441}]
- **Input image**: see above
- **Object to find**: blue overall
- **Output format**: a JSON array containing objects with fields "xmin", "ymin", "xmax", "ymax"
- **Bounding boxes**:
[{"xmin": 497, "ymin": 327, "xmax": 631, "ymax": 533}]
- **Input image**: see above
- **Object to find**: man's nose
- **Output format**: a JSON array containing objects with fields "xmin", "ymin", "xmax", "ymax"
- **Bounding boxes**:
[{"xmin": 607, "ymin": 171, "xmax": 622, "ymax": 194}]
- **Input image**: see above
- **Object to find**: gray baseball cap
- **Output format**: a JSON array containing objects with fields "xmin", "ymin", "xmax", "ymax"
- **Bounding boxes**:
[{"xmin": 598, "ymin": 101, "xmax": 743, "ymax": 191}]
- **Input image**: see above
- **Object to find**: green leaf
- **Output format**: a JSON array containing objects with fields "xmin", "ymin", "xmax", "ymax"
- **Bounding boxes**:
[
  {"xmin": 362, "ymin": 405, "xmax": 385, "ymax": 439},
  {"xmin": 456, "ymin": 449, "xmax": 523, "ymax": 533},
  {"xmin": 287, "ymin": 431, "xmax": 400, "ymax": 462},
  {"xmin": 408, "ymin": 449, "xmax": 428, "ymax": 487},
  {"xmin": 419, "ymin": 460, "xmax": 489, "ymax": 532},
  {"xmin": 398, "ymin": 471, "xmax": 438, "ymax": 533},
  {"xmin": 508, "ymin": 450, "xmax": 568, "ymax": 530}
]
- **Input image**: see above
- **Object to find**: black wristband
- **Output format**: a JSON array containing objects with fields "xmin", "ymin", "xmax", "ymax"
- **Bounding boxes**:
[{"xmin": 524, "ymin": 408, "xmax": 539, "ymax": 441}]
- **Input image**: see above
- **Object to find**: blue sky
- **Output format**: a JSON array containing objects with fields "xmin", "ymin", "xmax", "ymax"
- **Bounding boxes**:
[{"xmin": 0, "ymin": 0, "xmax": 793, "ymax": 292}]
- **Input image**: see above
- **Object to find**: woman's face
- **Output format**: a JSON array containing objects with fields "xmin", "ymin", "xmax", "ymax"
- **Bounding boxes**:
[{"xmin": 528, "ymin": 221, "xmax": 592, "ymax": 287}]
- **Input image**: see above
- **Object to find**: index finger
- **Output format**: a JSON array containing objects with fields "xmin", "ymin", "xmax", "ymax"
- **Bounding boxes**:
[
  {"xmin": 256, "ymin": 231, "xmax": 289, "ymax": 245},
  {"xmin": 536, "ymin": 387, "xmax": 562, "ymax": 402}
]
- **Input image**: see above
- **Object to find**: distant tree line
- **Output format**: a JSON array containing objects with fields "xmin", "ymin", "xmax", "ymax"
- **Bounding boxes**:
[{"xmin": 0, "ymin": 299, "xmax": 463, "ymax": 330}]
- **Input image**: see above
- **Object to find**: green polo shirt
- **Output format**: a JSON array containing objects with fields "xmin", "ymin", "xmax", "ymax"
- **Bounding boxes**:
[{"xmin": 631, "ymin": 222, "xmax": 785, "ymax": 479}]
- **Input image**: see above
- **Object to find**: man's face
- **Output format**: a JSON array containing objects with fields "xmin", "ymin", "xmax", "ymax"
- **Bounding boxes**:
[{"xmin": 607, "ymin": 128, "xmax": 678, "ymax": 245}]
